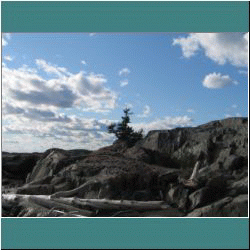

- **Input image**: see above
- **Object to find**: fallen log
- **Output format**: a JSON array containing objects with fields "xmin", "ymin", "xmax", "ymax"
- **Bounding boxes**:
[
  {"xmin": 52, "ymin": 197, "xmax": 171, "ymax": 211},
  {"xmin": 2, "ymin": 194, "xmax": 183, "ymax": 217},
  {"xmin": 28, "ymin": 196, "xmax": 94, "ymax": 217},
  {"xmin": 2, "ymin": 194, "xmax": 94, "ymax": 217},
  {"xmin": 3, "ymin": 194, "xmax": 170, "ymax": 211}
]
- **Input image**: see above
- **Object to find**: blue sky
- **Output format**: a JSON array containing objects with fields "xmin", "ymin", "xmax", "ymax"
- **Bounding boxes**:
[{"xmin": 2, "ymin": 32, "xmax": 248, "ymax": 152}]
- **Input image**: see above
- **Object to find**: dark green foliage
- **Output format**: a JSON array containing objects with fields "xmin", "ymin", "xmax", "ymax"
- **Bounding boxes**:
[{"xmin": 108, "ymin": 108, "xmax": 144, "ymax": 147}]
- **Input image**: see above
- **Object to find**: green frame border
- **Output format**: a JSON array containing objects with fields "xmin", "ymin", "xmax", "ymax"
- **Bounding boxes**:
[
  {"xmin": 1, "ymin": 1, "xmax": 249, "ymax": 32},
  {"xmin": 1, "ymin": 218, "xmax": 249, "ymax": 249},
  {"xmin": 1, "ymin": 1, "xmax": 249, "ymax": 249}
]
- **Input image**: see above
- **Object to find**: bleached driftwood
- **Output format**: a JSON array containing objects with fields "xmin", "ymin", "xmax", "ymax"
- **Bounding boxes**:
[
  {"xmin": 2, "ymin": 194, "xmax": 94, "ymax": 217},
  {"xmin": 2, "ymin": 194, "xmax": 171, "ymax": 215},
  {"xmin": 28, "ymin": 196, "xmax": 94, "ymax": 216},
  {"xmin": 52, "ymin": 197, "xmax": 170, "ymax": 211},
  {"xmin": 182, "ymin": 161, "xmax": 201, "ymax": 188}
]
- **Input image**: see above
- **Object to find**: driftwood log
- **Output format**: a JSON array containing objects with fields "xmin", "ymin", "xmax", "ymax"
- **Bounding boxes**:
[
  {"xmin": 2, "ymin": 194, "xmax": 93, "ymax": 217},
  {"xmin": 2, "ymin": 194, "xmax": 182, "ymax": 217},
  {"xmin": 52, "ymin": 197, "xmax": 170, "ymax": 211}
]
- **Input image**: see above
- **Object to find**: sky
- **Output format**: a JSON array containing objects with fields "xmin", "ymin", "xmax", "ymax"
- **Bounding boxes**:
[{"xmin": 1, "ymin": 32, "xmax": 248, "ymax": 152}]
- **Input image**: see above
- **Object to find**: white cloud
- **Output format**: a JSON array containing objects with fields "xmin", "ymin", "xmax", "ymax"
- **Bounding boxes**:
[
  {"xmin": 2, "ymin": 33, "xmax": 11, "ymax": 46},
  {"xmin": 238, "ymin": 70, "xmax": 248, "ymax": 75},
  {"xmin": 4, "ymin": 55, "xmax": 14, "ymax": 61},
  {"xmin": 173, "ymin": 33, "xmax": 248, "ymax": 67},
  {"xmin": 81, "ymin": 60, "xmax": 87, "ymax": 65},
  {"xmin": 5, "ymin": 33, "xmax": 11, "ymax": 39},
  {"xmin": 2, "ymin": 61, "xmax": 117, "ymax": 112},
  {"xmin": 2, "ymin": 58, "xmax": 119, "ymax": 152},
  {"xmin": 3, "ymin": 114, "xmax": 193, "ymax": 152},
  {"xmin": 202, "ymin": 72, "xmax": 238, "ymax": 89},
  {"xmin": 225, "ymin": 113, "xmax": 242, "ymax": 118},
  {"xmin": 232, "ymin": 104, "xmax": 238, "ymax": 109},
  {"xmin": 2, "ymin": 114, "xmax": 117, "ymax": 152},
  {"xmin": 89, "ymin": 33, "xmax": 96, "ymax": 37},
  {"xmin": 2, "ymin": 38, "xmax": 8, "ymax": 46},
  {"xmin": 119, "ymin": 68, "xmax": 130, "ymax": 76},
  {"xmin": 225, "ymin": 114, "xmax": 233, "ymax": 118},
  {"xmin": 138, "ymin": 105, "xmax": 151, "ymax": 118},
  {"xmin": 132, "ymin": 115, "xmax": 193, "ymax": 133},
  {"xmin": 120, "ymin": 80, "xmax": 128, "ymax": 87},
  {"xmin": 36, "ymin": 59, "xmax": 70, "ymax": 77}
]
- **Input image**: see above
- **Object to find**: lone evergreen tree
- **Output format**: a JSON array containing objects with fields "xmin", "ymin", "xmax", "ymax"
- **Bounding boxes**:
[{"xmin": 108, "ymin": 108, "xmax": 143, "ymax": 147}]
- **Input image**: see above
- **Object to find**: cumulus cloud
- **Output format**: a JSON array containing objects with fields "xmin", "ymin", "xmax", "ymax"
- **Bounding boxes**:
[
  {"xmin": 138, "ymin": 105, "xmax": 151, "ymax": 118},
  {"xmin": 202, "ymin": 72, "xmax": 238, "ymax": 89},
  {"xmin": 173, "ymin": 33, "xmax": 248, "ymax": 67},
  {"xmin": 120, "ymin": 80, "xmax": 128, "ymax": 87},
  {"xmin": 2, "ymin": 59, "xmax": 119, "ymax": 152},
  {"xmin": 2, "ymin": 103, "xmax": 72, "ymax": 123},
  {"xmin": 3, "ymin": 103, "xmax": 25, "ymax": 115},
  {"xmin": 2, "ymin": 61, "xmax": 117, "ymax": 112},
  {"xmin": 81, "ymin": 60, "xmax": 87, "ymax": 65},
  {"xmin": 12, "ymin": 86, "xmax": 77, "ymax": 108},
  {"xmin": 4, "ymin": 55, "xmax": 14, "ymax": 61},
  {"xmin": 119, "ymin": 68, "xmax": 130, "ymax": 76}
]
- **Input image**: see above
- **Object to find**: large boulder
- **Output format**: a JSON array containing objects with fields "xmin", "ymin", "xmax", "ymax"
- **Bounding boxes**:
[
  {"xmin": 186, "ymin": 195, "xmax": 248, "ymax": 217},
  {"xmin": 26, "ymin": 148, "xmax": 91, "ymax": 183},
  {"xmin": 186, "ymin": 197, "xmax": 233, "ymax": 217},
  {"xmin": 188, "ymin": 187, "xmax": 212, "ymax": 211},
  {"xmin": 227, "ymin": 176, "xmax": 248, "ymax": 197},
  {"xmin": 166, "ymin": 184, "xmax": 190, "ymax": 210},
  {"xmin": 222, "ymin": 194, "xmax": 248, "ymax": 217}
]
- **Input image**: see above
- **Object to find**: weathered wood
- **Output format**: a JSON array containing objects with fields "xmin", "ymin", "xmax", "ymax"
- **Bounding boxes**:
[
  {"xmin": 182, "ymin": 161, "xmax": 201, "ymax": 188},
  {"xmin": 52, "ymin": 197, "xmax": 170, "ymax": 211},
  {"xmin": 2, "ymin": 194, "xmax": 180, "ymax": 217},
  {"xmin": 28, "ymin": 196, "xmax": 94, "ymax": 217},
  {"xmin": 2, "ymin": 194, "xmax": 94, "ymax": 217}
]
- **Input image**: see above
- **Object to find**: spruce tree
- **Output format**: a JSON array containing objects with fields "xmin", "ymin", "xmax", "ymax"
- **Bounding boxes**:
[{"xmin": 107, "ymin": 108, "xmax": 143, "ymax": 147}]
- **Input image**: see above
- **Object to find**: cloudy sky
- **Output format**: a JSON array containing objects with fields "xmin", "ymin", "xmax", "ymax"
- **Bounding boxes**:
[{"xmin": 2, "ymin": 33, "xmax": 248, "ymax": 152}]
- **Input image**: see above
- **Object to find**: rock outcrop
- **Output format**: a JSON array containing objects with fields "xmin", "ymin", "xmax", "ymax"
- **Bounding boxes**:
[
  {"xmin": 2, "ymin": 117, "xmax": 248, "ymax": 217},
  {"xmin": 2, "ymin": 152, "xmax": 43, "ymax": 190},
  {"xmin": 125, "ymin": 117, "xmax": 248, "ymax": 170}
]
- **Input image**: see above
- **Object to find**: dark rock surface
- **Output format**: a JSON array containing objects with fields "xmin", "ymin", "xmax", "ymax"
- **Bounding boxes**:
[
  {"xmin": 2, "ymin": 152, "xmax": 43, "ymax": 181},
  {"xmin": 2, "ymin": 117, "xmax": 248, "ymax": 217},
  {"xmin": 186, "ymin": 194, "xmax": 248, "ymax": 217}
]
